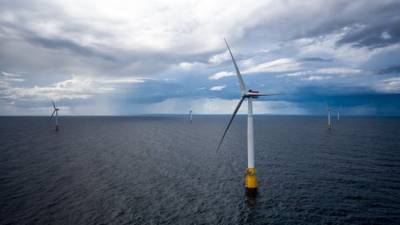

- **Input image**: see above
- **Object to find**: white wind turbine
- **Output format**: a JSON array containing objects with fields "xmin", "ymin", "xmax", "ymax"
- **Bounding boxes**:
[
  {"xmin": 189, "ymin": 110, "xmax": 193, "ymax": 123},
  {"xmin": 51, "ymin": 101, "xmax": 60, "ymax": 131},
  {"xmin": 216, "ymin": 39, "xmax": 276, "ymax": 194},
  {"xmin": 327, "ymin": 104, "xmax": 331, "ymax": 129}
]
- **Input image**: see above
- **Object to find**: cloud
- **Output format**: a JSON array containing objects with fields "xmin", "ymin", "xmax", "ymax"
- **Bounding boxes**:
[
  {"xmin": 209, "ymin": 58, "xmax": 302, "ymax": 80},
  {"xmin": 280, "ymin": 66, "xmax": 362, "ymax": 79},
  {"xmin": 1, "ymin": 71, "xmax": 25, "ymax": 83},
  {"xmin": 378, "ymin": 65, "xmax": 400, "ymax": 74},
  {"xmin": 209, "ymin": 71, "xmax": 235, "ymax": 80},
  {"xmin": 178, "ymin": 62, "xmax": 196, "ymax": 70},
  {"xmin": 375, "ymin": 77, "xmax": 400, "ymax": 93},
  {"xmin": 1, "ymin": 1, "xmax": 400, "ymax": 115},
  {"xmin": 300, "ymin": 57, "xmax": 333, "ymax": 62},
  {"xmin": 302, "ymin": 75, "xmax": 332, "ymax": 81},
  {"xmin": 336, "ymin": 19, "xmax": 400, "ymax": 49},
  {"xmin": 244, "ymin": 58, "xmax": 301, "ymax": 73},
  {"xmin": 97, "ymin": 77, "xmax": 147, "ymax": 84},
  {"xmin": 0, "ymin": 74, "xmax": 146, "ymax": 102},
  {"xmin": 210, "ymin": 85, "xmax": 226, "ymax": 91},
  {"xmin": 316, "ymin": 67, "xmax": 362, "ymax": 75},
  {"xmin": 381, "ymin": 31, "xmax": 391, "ymax": 40},
  {"xmin": 208, "ymin": 51, "xmax": 230, "ymax": 65},
  {"xmin": 138, "ymin": 97, "xmax": 305, "ymax": 114}
]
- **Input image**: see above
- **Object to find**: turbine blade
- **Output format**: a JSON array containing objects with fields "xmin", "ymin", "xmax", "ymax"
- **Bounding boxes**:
[
  {"xmin": 216, "ymin": 96, "xmax": 245, "ymax": 152},
  {"xmin": 255, "ymin": 93, "xmax": 281, "ymax": 97},
  {"xmin": 51, "ymin": 110, "xmax": 55, "ymax": 118},
  {"xmin": 52, "ymin": 100, "xmax": 56, "ymax": 109},
  {"xmin": 224, "ymin": 39, "xmax": 246, "ymax": 93}
]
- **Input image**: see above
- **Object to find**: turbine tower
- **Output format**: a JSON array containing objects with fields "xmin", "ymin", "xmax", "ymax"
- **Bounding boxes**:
[
  {"xmin": 327, "ymin": 105, "xmax": 331, "ymax": 129},
  {"xmin": 216, "ymin": 39, "xmax": 275, "ymax": 195},
  {"xmin": 189, "ymin": 110, "xmax": 193, "ymax": 124},
  {"xmin": 51, "ymin": 101, "xmax": 60, "ymax": 131}
]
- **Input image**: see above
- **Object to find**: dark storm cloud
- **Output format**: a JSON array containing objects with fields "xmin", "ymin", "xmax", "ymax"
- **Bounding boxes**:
[
  {"xmin": 300, "ymin": 57, "xmax": 333, "ymax": 62},
  {"xmin": 0, "ymin": 21, "xmax": 192, "ymax": 78},
  {"xmin": 378, "ymin": 65, "xmax": 400, "ymax": 74},
  {"xmin": 1, "ymin": 0, "xmax": 399, "ymax": 79},
  {"xmin": 26, "ymin": 35, "xmax": 116, "ymax": 61},
  {"xmin": 0, "ymin": 1, "xmax": 204, "ymax": 78},
  {"xmin": 0, "ymin": 19, "xmax": 112, "ymax": 60},
  {"xmin": 244, "ymin": 1, "xmax": 400, "ymax": 49},
  {"xmin": 0, "ymin": 0, "xmax": 400, "ymax": 115},
  {"xmin": 310, "ymin": 1, "xmax": 400, "ymax": 49},
  {"xmin": 336, "ymin": 19, "xmax": 400, "ymax": 48}
]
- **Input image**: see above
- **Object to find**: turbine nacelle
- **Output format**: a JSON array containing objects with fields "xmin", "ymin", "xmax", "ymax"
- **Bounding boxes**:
[
  {"xmin": 244, "ymin": 90, "xmax": 263, "ymax": 98},
  {"xmin": 51, "ymin": 101, "xmax": 59, "ymax": 112},
  {"xmin": 244, "ymin": 90, "xmax": 279, "ymax": 99}
]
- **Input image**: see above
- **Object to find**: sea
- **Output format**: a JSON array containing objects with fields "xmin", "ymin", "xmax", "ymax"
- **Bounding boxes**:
[{"xmin": 0, "ymin": 116, "xmax": 399, "ymax": 225}]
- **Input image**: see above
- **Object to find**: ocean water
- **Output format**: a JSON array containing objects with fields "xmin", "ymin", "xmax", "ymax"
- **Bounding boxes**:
[{"xmin": 0, "ymin": 116, "xmax": 400, "ymax": 225}]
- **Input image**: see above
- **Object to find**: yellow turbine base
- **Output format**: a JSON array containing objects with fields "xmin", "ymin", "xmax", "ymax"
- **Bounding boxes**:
[{"xmin": 245, "ymin": 168, "xmax": 258, "ymax": 189}]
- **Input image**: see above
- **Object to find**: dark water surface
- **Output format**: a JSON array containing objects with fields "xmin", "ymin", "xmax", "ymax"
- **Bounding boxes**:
[{"xmin": 1, "ymin": 116, "xmax": 400, "ymax": 224}]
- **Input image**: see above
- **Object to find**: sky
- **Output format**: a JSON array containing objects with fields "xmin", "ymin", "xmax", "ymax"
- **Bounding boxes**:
[{"xmin": 1, "ymin": 0, "xmax": 400, "ymax": 115}]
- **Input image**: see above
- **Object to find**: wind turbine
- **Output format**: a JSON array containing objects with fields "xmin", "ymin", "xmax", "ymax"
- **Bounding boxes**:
[
  {"xmin": 327, "ymin": 104, "xmax": 331, "ymax": 129},
  {"xmin": 189, "ymin": 110, "xmax": 193, "ymax": 123},
  {"xmin": 216, "ymin": 39, "xmax": 275, "ymax": 194},
  {"xmin": 51, "ymin": 101, "xmax": 60, "ymax": 131},
  {"xmin": 337, "ymin": 107, "xmax": 340, "ymax": 121}
]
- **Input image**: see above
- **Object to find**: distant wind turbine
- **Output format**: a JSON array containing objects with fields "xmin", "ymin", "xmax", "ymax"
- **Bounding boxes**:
[
  {"xmin": 327, "ymin": 104, "xmax": 331, "ymax": 129},
  {"xmin": 216, "ymin": 39, "xmax": 277, "ymax": 195},
  {"xmin": 51, "ymin": 101, "xmax": 60, "ymax": 131},
  {"xmin": 189, "ymin": 110, "xmax": 193, "ymax": 123}
]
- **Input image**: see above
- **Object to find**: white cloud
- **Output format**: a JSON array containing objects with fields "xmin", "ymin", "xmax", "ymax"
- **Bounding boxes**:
[
  {"xmin": 1, "ymin": 71, "xmax": 25, "ymax": 82},
  {"xmin": 97, "ymin": 77, "xmax": 146, "ymax": 84},
  {"xmin": 10, "ymin": 76, "xmax": 101, "ymax": 101},
  {"xmin": 210, "ymin": 58, "xmax": 302, "ymax": 80},
  {"xmin": 295, "ymin": 30, "xmax": 400, "ymax": 72},
  {"xmin": 381, "ymin": 31, "xmax": 391, "ymax": 40},
  {"xmin": 243, "ymin": 58, "xmax": 301, "ymax": 74},
  {"xmin": 297, "ymin": 30, "xmax": 372, "ymax": 66},
  {"xmin": 209, "ymin": 71, "xmax": 235, "ymax": 80},
  {"xmin": 208, "ymin": 51, "xmax": 230, "ymax": 65},
  {"xmin": 282, "ymin": 71, "xmax": 310, "ymax": 77},
  {"xmin": 174, "ymin": 61, "xmax": 209, "ymax": 72},
  {"xmin": 280, "ymin": 67, "xmax": 362, "ymax": 78},
  {"xmin": 35, "ymin": 0, "xmax": 274, "ymax": 54},
  {"xmin": 301, "ymin": 75, "xmax": 332, "ymax": 81},
  {"xmin": 317, "ymin": 67, "xmax": 361, "ymax": 75},
  {"xmin": 1, "ymin": 74, "xmax": 146, "ymax": 101},
  {"xmin": 178, "ymin": 62, "xmax": 195, "ymax": 70},
  {"xmin": 210, "ymin": 85, "xmax": 226, "ymax": 91},
  {"xmin": 375, "ymin": 77, "xmax": 400, "ymax": 93}
]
